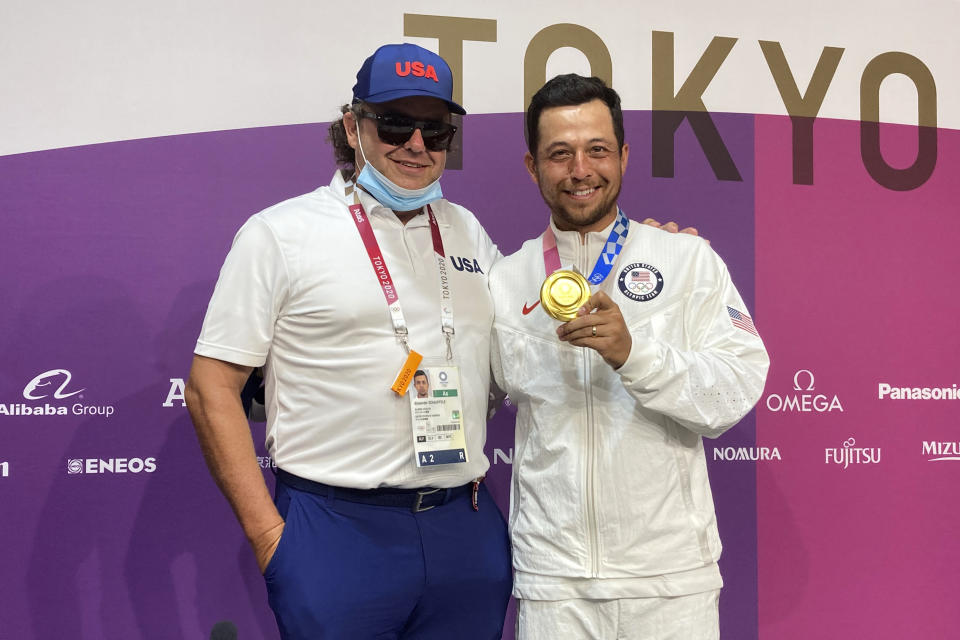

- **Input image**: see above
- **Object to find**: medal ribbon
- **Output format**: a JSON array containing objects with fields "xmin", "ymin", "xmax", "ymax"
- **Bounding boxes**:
[
  {"xmin": 348, "ymin": 190, "xmax": 455, "ymax": 357},
  {"xmin": 541, "ymin": 209, "xmax": 629, "ymax": 283}
]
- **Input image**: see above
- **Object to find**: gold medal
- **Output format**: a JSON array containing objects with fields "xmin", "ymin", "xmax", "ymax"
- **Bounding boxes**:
[{"xmin": 540, "ymin": 270, "xmax": 591, "ymax": 321}]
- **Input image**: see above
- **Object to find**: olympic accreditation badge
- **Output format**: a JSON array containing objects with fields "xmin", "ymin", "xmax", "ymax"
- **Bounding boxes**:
[
  {"xmin": 409, "ymin": 361, "xmax": 468, "ymax": 467},
  {"xmin": 540, "ymin": 270, "xmax": 591, "ymax": 321}
]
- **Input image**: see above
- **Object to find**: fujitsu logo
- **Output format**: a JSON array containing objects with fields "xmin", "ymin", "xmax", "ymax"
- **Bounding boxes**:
[
  {"xmin": 395, "ymin": 61, "xmax": 439, "ymax": 82},
  {"xmin": 825, "ymin": 438, "xmax": 881, "ymax": 469}
]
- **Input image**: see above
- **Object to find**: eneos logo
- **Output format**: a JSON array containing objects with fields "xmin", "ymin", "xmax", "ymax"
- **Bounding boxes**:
[{"xmin": 67, "ymin": 457, "xmax": 157, "ymax": 475}]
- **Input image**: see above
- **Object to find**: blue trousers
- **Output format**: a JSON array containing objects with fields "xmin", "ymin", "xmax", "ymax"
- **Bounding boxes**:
[{"xmin": 264, "ymin": 478, "xmax": 513, "ymax": 639}]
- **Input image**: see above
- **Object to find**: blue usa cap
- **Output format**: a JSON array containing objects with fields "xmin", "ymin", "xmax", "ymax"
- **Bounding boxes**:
[{"xmin": 352, "ymin": 43, "xmax": 466, "ymax": 115}]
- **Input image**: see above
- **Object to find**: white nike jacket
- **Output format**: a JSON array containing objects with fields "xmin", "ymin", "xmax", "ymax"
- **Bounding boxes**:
[{"xmin": 490, "ymin": 216, "xmax": 769, "ymax": 600}]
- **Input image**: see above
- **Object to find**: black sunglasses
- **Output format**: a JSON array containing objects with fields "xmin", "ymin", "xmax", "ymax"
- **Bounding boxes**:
[{"xmin": 359, "ymin": 111, "xmax": 458, "ymax": 152}]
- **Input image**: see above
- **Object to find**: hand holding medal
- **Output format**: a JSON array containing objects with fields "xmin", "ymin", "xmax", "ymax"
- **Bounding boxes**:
[
  {"xmin": 555, "ymin": 291, "xmax": 632, "ymax": 370},
  {"xmin": 540, "ymin": 209, "xmax": 633, "ymax": 369}
]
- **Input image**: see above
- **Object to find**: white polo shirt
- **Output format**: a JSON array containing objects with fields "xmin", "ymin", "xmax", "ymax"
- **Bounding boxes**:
[{"xmin": 196, "ymin": 171, "xmax": 498, "ymax": 489}]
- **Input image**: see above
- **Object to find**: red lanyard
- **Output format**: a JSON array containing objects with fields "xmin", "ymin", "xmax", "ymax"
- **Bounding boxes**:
[{"xmin": 348, "ymin": 193, "xmax": 455, "ymax": 358}]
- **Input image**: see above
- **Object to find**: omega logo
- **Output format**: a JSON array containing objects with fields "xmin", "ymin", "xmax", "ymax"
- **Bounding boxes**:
[{"xmin": 765, "ymin": 369, "xmax": 843, "ymax": 413}]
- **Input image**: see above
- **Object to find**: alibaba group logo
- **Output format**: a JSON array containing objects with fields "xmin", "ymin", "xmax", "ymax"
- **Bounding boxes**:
[{"xmin": 23, "ymin": 369, "xmax": 85, "ymax": 400}]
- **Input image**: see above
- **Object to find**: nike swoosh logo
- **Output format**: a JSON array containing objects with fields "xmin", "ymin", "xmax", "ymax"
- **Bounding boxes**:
[{"xmin": 522, "ymin": 300, "xmax": 540, "ymax": 315}]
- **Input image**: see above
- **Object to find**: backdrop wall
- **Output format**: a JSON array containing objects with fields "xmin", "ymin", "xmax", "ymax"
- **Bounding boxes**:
[{"xmin": 2, "ymin": 2, "xmax": 957, "ymax": 638}]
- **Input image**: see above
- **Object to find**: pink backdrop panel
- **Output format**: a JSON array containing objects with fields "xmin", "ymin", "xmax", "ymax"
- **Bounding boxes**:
[{"xmin": 755, "ymin": 114, "xmax": 960, "ymax": 639}]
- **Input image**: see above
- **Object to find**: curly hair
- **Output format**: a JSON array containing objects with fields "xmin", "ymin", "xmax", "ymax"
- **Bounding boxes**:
[{"xmin": 327, "ymin": 102, "xmax": 363, "ymax": 174}]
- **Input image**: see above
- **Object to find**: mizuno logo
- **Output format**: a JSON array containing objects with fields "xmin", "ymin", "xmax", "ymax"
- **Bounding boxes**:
[{"xmin": 522, "ymin": 301, "xmax": 540, "ymax": 315}]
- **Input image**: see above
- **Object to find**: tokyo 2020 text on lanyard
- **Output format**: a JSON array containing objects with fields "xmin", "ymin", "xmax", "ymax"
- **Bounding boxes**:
[
  {"xmin": 542, "ymin": 208, "xmax": 630, "ymax": 282},
  {"xmin": 347, "ymin": 188, "xmax": 456, "ymax": 392}
]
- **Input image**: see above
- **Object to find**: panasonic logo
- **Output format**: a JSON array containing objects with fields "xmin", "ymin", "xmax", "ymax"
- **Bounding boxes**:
[{"xmin": 878, "ymin": 383, "xmax": 959, "ymax": 400}]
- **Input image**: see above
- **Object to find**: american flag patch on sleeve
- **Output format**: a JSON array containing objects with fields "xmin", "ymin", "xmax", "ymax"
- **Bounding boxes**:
[{"xmin": 727, "ymin": 306, "xmax": 759, "ymax": 336}]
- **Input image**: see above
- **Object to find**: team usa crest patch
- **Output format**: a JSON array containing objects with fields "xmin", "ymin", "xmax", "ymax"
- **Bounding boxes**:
[{"xmin": 618, "ymin": 263, "xmax": 663, "ymax": 302}]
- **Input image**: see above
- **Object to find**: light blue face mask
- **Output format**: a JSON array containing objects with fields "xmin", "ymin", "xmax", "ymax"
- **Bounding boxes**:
[{"xmin": 354, "ymin": 121, "xmax": 444, "ymax": 212}]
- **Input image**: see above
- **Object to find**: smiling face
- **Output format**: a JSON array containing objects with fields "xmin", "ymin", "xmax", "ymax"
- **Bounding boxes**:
[
  {"xmin": 344, "ymin": 96, "xmax": 449, "ymax": 193},
  {"xmin": 525, "ymin": 99, "xmax": 629, "ymax": 234}
]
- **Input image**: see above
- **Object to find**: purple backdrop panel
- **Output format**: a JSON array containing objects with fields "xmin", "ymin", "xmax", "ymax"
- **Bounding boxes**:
[
  {"xmin": 1, "ymin": 111, "xmax": 759, "ymax": 639},
  {"xmin": 756, "ymin": 115, "xmax": 960, "ymax": 639},
  {"xmin": 0, "ymin": 126, "xmax": 339, "ymax": 639}
]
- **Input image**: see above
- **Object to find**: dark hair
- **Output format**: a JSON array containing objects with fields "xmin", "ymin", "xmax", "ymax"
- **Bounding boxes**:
[
  {"xmin": 414, "ymin": 370, "xmax": 427, "ymax": 379},
  {"xmin": 525, "ymin": 74, "xmax": 624, "ymax": 156},
  {"xmin": 327, "ymin": 102, "xmax": 364, "ymax": 174}
]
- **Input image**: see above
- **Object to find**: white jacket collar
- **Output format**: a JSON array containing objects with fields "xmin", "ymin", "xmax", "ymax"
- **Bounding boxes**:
[{"xmin": 548, "ymin": 212, "xmax": 626, "ymax": 272}]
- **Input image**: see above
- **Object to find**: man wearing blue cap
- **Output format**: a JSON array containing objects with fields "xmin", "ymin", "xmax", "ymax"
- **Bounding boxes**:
[{"xmin": 186, "ymin": 43, "xmax": 511, "ymax": 639}]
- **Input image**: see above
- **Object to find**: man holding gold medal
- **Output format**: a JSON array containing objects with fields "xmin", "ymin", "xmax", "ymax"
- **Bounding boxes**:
[{"xmin": 489, "ymin": 75, "xmax": 770, "ymax": 639}]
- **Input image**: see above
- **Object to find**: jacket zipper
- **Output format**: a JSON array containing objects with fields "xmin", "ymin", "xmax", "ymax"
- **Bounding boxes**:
[{"xmin": 579, "ymin": 239, "xmax": 601, "ymax": 578}]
